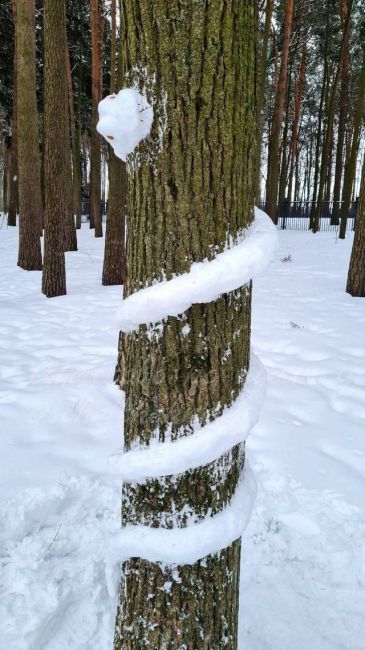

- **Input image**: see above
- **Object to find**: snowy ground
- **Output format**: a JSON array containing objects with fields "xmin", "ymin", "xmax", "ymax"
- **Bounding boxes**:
[{"xmin": 1, "ymin": 220, "xmax": 364, "ymax": 649}]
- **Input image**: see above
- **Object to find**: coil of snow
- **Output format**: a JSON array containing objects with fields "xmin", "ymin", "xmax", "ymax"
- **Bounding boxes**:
[
  {"xmin": 106, "ymin": 461, "xmax": 257, "ymax": 596},
  {"xmin": 110, "ymin": 352, "xmax": 266, "ymax": 481},
  {"xmin": 97, "ymin": 88, "xmax": 153, "ymax": 162},
  {"xmin": 118, "ymin": 207, "xmax": 278, "ymax": 331},
  {"xmin": 108, "ymin": 206, "xmax": 277, "ymax": 572}
]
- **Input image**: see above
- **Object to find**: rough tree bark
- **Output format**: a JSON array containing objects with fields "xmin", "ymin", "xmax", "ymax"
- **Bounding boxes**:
[
  {"xmin": 16, "ymin": 0, "xmax": 42, "ymax": 270},
  {"xmin": 347, "ymin": 159, "xmax": 365, "ymax": 296},
  {"xmin": 265, "ymin": 0, "xmax": 294, "ymax": 222},
  {"xmin": 42, "ymin": 0, "xmax": 68, "ymax": 297},
  {"xmin": 90, "ymin": 0, "xmax": 104, "ymax": 237},
  {"xmin": 102, "ymin": 0, "xmax": 127, "ymax": 286},
  {"xmin": 113, "ymin": 1, "xmax": 256, "ymax": 648}
]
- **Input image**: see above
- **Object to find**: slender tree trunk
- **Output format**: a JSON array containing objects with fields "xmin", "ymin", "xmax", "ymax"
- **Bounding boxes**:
[
  {"xmin": 16, "ymin": 0, "xmax": 42, "ymax": 270},
  {"xmin": 63, "ymin": 39, "xmax": 78, "ymax": 249},
  {"xmin": 339, "ymin": 47, "xmax": 365, "ymax": 239},
  {"xmin": 66, "ymin": 22, "xmax": 81, "ymax": 230},
  {"xmin": 255, "ymin": 0, "xmax": 274, "ymax": 201},
  {"xmin": 8, "ymin": 0, "xmax": 18, "ymax": 227},
  {"xmin": 113, "ymin": 1, "xmax": 256, "ymax": 647},
  {"xmin": 3, "ymin": 143, "xmax": 10, "ymax": 214},
  {"xmin": 332, "ymin": 0, "xmax": 350, "ymax": 225},
  {"xmin": 287, "ymin": 46, "xmax": 306, "ymax": 204},
  {"xmin": 42, "ymin": 0, "xmax": 68, "ymax": 297},
  {"xmin": 90, "ymin": 0, "xmax": 103, "ymax": 237},
  {"xmin": 102, "ymin": 0, "xmax": 126, "ymax": 286},
  {"xmin": 347, "ymin": 158, "xmax": 365, "ymax": 295},
  {"xmin": 312, "ymin": 0, "xmax": 354, "ymax": 233},
  {"xmin": 278, "ymin": 67, "xmax": 292, "ymax": 209},
  {"xmin": 265, "ymin": 0, "xmax": 294, "ymax": 221}
]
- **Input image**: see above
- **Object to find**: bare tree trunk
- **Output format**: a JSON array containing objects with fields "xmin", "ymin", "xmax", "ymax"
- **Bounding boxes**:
[
  {"xmin": 265, "ymin": 0, "xmax": 294, "ymax": 221},
  {"xmin": 64, "ymin": 39, "xmax": 78, "ymax": 249},
  {"xmin": 347, "ymin": 158, "xmax": 365, "ymax": 295},
  {"xmin": 287, "ymin": 46, "xmax": 306, "ymax": 204},
  {"xmin": 332, "ymin": 0, "xmax": 350, "ymax": 225},
  {"xmin": 16, "ymin": 0, "xmax": 42, "ymax": 270},
  {"xmin": 255, "ymin": 0, "xmax": 274, "ymax": 202},
  {"xmin": 42, "ymin": 0, "xmax": 68, "ymax": 297},
  {"xmin": 8, "ymin": 0, "xmax": 18, "ymax": 227},
  {"xmin": 339, "ymin": 46, "xmax": 365, "ymax": 239},
  {"xmin": 102, "ymin": 0, "xmax": 126, "ymax": 285},
  {"xmin": 90, "ymin": 0, "xmax": 103, "ymax": 237},
  {"xmin": 113, "ymin": 1, "xmax": 256, "ymax": 647}
]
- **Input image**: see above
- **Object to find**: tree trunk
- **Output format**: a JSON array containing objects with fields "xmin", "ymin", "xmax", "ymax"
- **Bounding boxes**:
[
  {"xmin": 112, "ymin": 2, "xmax": 256, "ymax": 648},
  {"xmin": 63, "ymin": 39, "xmax": 78, "ymax": 251},
  {"xmin": 332, "ymin": 0, "xmax": 350, "ymax": 225},
  {"xmin": 255, "ymin": 0, "xmax": 274, "ymax": 202},
  {"xmin": 312, "ymin": 0, "xmax": 354, "ymax": 233},
  {"xmin": 90, "ymin": 0, "xmax": 103, "ymax": 237},
  {"xmin": 42, "ymin": 0, "xmax": 68, "ymax": 297},
  {"xmin": 287, "ymin": 46, "xmax": 306, "ymax": 204},
  {"xmin": 265, "ymin": 0, "xmax": 294, "ymax": 221},
  {"xmin": 347, "ymin": 158, "xmax": 365, "ymax": 295},
  {"xmin": 102, "ymin": 0, "xmax": 126, "ymax": 286},
  {"xmin": 16, "ymin": 0, "xmax": 42, "ymax": 270},
  {"xmin": 339, "ymin": 46, "xmax": 365, "ymax": 239},
  {"xmin": 8, "ymin": 0, "xmax": 18, "ymax": 227}
]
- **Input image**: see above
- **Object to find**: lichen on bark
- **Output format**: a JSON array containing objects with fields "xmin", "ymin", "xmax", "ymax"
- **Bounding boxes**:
[{"xmin": 114, "ymin": 1, "xmax": 256, "ymax": 648}]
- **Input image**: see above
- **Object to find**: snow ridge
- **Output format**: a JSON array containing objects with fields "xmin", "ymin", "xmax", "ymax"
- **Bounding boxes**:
[
  {"xmin": 110, "ymin": 353, "xmax": 266, "ymax": 480},
  {"xmin": 106, "ymin": 208, "xmax": 278, "ymax": 573},
  {"xmin": 118, "ymin": 207, "xmax": 279, "ymax": 332},
  {"xmin": 106, "ymin": 462, "xmax": 257, "ymax": 596}
]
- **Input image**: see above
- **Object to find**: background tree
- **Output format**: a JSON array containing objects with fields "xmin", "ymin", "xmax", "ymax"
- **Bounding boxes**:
[
  {"xmin": 89, "ymin": 0, "xmax": 104, "ymax": 237},
  {"xmin": 42, "ymin": 0, "xmax": 68, "ymax": 297},
  {"xmin": 347, "ymin": 157, "xmax": 365, "ymax": 295},
  {"xmin": 102, "ymin": 0, "xmax": 126, "ymax": 286},
  {"xmin": 113, "ymin": 0, "xmax": 256, "ymax": 647},
  {"xmin": 16, "ymin": 0, "xmax": 42, "ymax": 270}
]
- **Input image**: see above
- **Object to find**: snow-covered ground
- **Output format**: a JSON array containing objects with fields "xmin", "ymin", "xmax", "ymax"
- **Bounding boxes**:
[{"xmin": 1, "ymin": 221, "xmax": 364, "ymax": 649}]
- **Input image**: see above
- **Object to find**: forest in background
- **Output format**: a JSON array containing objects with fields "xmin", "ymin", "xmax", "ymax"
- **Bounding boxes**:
[{"xmin": 1, "ymin": 0, "xmax": 365, "ymax": 241}]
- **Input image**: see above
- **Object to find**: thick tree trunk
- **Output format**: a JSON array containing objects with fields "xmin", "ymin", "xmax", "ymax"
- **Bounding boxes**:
[
  {"xmin": 347, "ymin": 159, "xmax": 365, "ymax": 296},
  {"xmin": 113, "ymin": 1, "xmax": 256, "ymax": 648},
  {"xmin": 90, "ymin": 0, "xmax": 103, "ymax": 237},
  {"xmin": 42, "ymin": 0, "xmax": 68, "ymax": 297},
  {"xmin": 265, "ymin": 0, "xmax": 294, "ymax": 221},
  {"xmin": 16, "ymin": 0, "xmax": 42, "ymax": 270},
  {"xmin": 102, "ymin": 0, "xmax": 126, "ymax": 286}
]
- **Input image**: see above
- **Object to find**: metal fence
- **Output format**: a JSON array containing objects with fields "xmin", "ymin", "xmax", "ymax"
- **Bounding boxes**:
[{"xmin": 257, "ymin": 200, "xmax": 359, "ymax": 232}]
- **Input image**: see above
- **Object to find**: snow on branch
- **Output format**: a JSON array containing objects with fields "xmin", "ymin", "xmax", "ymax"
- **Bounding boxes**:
[
  {"xmin": 118, "ymin": 208, "xmax": 279, "ymax": 332},
  {"xmin": 110, "ymin": 353, "xmax": 266, "ymax": 481},
  {"xmin": 97, "ymin": 88, "xmax": 153, "ymax": 161},
  {"xmin": 106, "ymin": 462, "xmax": 257, "ymax": 596}
]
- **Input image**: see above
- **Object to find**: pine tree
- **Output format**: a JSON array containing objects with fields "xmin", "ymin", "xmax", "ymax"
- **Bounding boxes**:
[
  {"xmin": 102, "ymin": 0, "xmax": 126, "ymax": 286},
  {"xmin": 16, "ymin": 0, "xmax": 42, "ymax": 270},
  {"xmin": 90, "ymin": 0, "xmax": 103, "ymax": 237},
  {"xmin": 7, "ymin": 0, "xmax": 17, "ymax": 228},
  {"xmin": 113, "ymin": 1, "xmax": 256, "ymax": 647},
  {"xmin": 346, "ymin": 158, "xmax": 365, "ymax": 296},
  {"xmin": 42, "ymin": 0, "xmax": 68, "ymax": 297}
]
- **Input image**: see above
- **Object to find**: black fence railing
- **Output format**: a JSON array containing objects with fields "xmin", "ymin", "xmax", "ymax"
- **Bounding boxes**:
[{"xmin": 257, "ymin": 199, "xmax": 359, "ymax": 232}]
